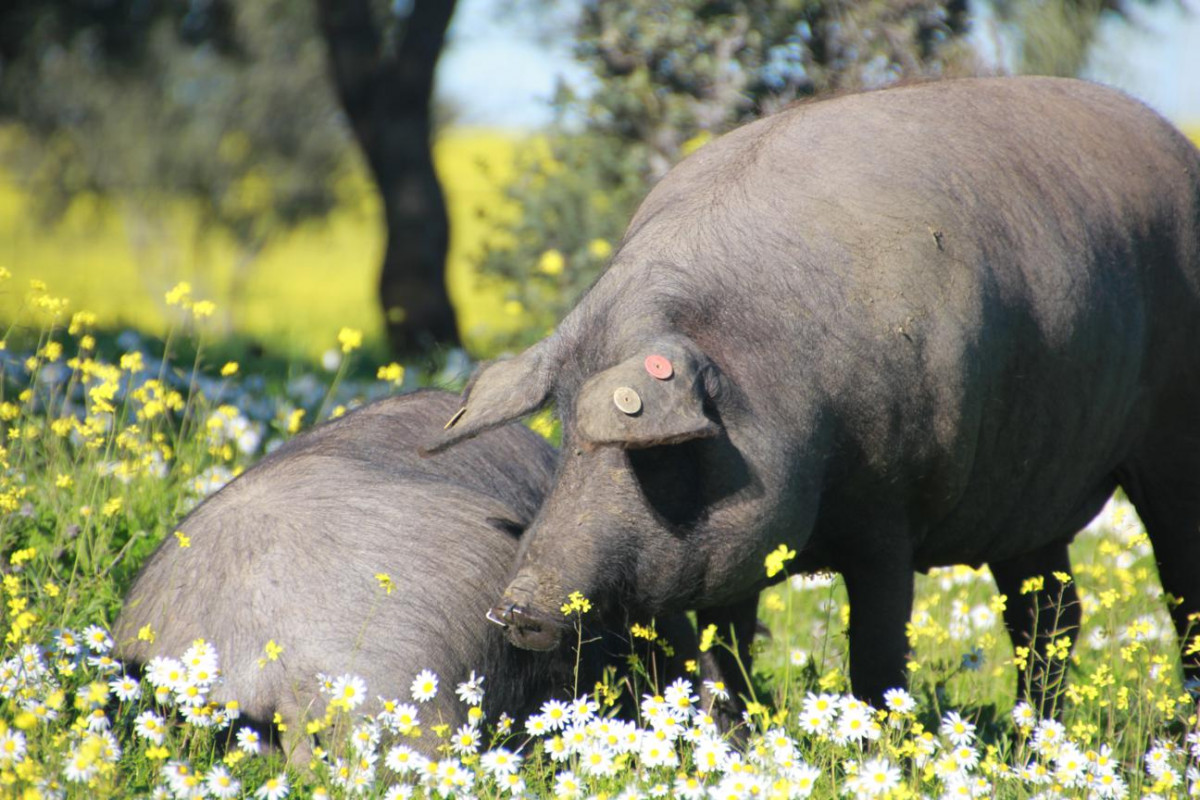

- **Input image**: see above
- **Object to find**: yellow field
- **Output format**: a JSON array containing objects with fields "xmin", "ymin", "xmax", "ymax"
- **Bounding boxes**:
[
  {"xmin": 0, "ymin": 128, "xmax": 525, "ymax": 360},
  {"xmin": 2, "ymin": 123, "xmax": 1197, "ymax": 362}
]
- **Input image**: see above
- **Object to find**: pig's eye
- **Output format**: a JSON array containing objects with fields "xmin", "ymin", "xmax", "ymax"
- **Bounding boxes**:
[{"xmin": 627, "ymin": 439, "xmax": 705, "ymax": 529}]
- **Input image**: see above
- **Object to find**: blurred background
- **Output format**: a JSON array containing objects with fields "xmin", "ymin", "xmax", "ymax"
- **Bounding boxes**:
[{"xmin": 0, "ymin": 0, "xmax": 1197, "ymax": 369}]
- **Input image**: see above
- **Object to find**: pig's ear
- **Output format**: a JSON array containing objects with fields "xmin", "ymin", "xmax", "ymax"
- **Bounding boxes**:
[
  {"xmin": 422, "ymin": 340, "xmax": 556, "ymax": 454},
  {"xmin": 575, "ymin": 347, "xmax": 721, "ymax": 449}
]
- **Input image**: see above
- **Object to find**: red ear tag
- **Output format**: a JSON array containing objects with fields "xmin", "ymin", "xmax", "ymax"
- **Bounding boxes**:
[{"xmin": 644, "ymin": 355, "xmax": 674, "ymax": 380}]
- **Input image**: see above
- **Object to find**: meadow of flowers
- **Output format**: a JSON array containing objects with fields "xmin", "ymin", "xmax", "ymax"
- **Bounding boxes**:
[{"xmin": 2, "ymin": 272, "xmax": 1200, "ymax": 800}]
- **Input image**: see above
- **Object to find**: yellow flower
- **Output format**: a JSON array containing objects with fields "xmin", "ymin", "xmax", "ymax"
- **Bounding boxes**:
[
  {"xmin": 698, "ymin": 623, "xmax": 718, "ymax": 653},
  {"xmin": 256, "ymin": 639, "xmax": 284, "ymax": 669},
  {"xmin": 818, "ymin": 668, "xmax": 844, "ymax": 691},
  {"xmin": 375, "ymin": 573, "xmax": 394, "ymax": 595},
  {"xmin": 1020, "ymin": 575, "xmax": 1045, "ymax": 595},
  {"xmin": 55, "ymin": 473, "xmax": 73, "ymax": 488},
  {"xmin": 337, "ymin": 327, "xmax": 363, "ymax": 353},
  {"xmin": 137, "ymin": 625, "xmax": 156, "ymax": 643},
  {"xmin": 191, "ymin": 300, "xmax": 216, "ymax": 319},
  {"xmin": 174, "ymin": 531, "xmax": 191, "ymax": 549},
  {"xmin": 287, "ymin": 409, "xmax": 305, "ymax": 434},
  {"xmin": 764, "ymin": 543, "xmax": 796, "ymax": 578},
  {"xmin": 504, "ymin": 299, "xmax": 524, "ymax": 316},
  {"xmin": 1013, "ymin": 646, "xmax": 1030, "ymax": 670},
  {"xmin": 220, "ymin": 362, "xmax": 239, "ymax": 377},
  {"xmin": 681, "ymin": 130, "xmax": 713, "ymax": 156},
  {"xmin": 69, "ymin": 310, "xmax": 96, "ymax": 335},
  {"xmin": 101, "ymin": 497, "xmax": 123, "ymax": 517},
  {"xmin": 120, "ymin": 352, "xmax": 144, "ymax": 373},
  {"xmin": 10, "ymin": 548, "xmax": 36, "ymax": 567},
  {"xmin": 1046, "ymin": 635, "xmax": 1073, "ymax": 661},
  {"xmin": 537, "ymin": 249, "xmax": 565, "ymax": 276},
  {"xmin": 43, "ymin": 581, "xmax": 60, "ymax": 598},
  {"xmin": 527, "ymin": 411, "xmax": 556, "ymax": 441},
  {"xmin": 630, "ymin": 623, "xmax": 657, "ymax": 641},
  {"xmin": 560, "ymin": 591, "xmax": 592, "ymax": 616},
  {"xmin": 165, "ymin": 282, "xmax": 192, "ymax": 307},
  {"xmin": 377, "ymin": 362, "xmax": 405, "ymax": 385},
  {"xmin": 587, "ymin": 238, "xmax": 613, "ymax": 260},
  {"xmin": 145, "ymin": 745, "xmax": 170, "ymax": 760}
]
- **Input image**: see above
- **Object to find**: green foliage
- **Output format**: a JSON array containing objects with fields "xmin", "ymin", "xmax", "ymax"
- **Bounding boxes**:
[
  {"xmin": 476, "ymin": 133, "xmax": 648, "ymax": 348},
  {"xmin": 0, "ymin": 0, "xmax": 353, "ymax": 252},
  {"xmin": 999, "ymin": 0, "xmax": 1110, "ymax": 76}
]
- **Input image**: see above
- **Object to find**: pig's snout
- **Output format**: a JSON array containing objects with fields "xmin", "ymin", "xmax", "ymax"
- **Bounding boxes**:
[
  {"xmin": 486, "ymin": 600, "xmax": 562, "ymax": 651},
  {"xmin": 488, "ymin": 579, "xmax": 563, "ymax": 651}
]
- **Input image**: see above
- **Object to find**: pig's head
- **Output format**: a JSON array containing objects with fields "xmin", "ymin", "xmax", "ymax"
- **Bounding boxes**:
[{"xmin": 425, "ymin": 333, "xmax": 761, "ymax": 652}]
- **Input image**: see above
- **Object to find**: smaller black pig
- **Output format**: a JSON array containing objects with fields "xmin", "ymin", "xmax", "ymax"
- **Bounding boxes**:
[{"xmin": 115, "ymin": 390, "xmax": 685, "ymax": 759}]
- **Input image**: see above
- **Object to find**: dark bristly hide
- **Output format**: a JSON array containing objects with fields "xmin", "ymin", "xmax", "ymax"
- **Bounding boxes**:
[
  {"xmin": 116, "ymin": 390, "xmax": 691, "ymax": 759},
  {"xmin": 427, "ymin": 76, "xmax": 1200, "ymax": 722}
]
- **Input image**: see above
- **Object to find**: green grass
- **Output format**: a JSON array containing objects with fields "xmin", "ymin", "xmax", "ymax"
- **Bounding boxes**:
[{"xmin": 0, "ymin": 277, "xmax": 1198, "ymax": 799}]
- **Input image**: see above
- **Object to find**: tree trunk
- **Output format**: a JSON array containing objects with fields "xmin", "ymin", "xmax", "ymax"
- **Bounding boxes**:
[{"xmin": 316, "ymin": 0, "xmax": 460, "ymax": 356}]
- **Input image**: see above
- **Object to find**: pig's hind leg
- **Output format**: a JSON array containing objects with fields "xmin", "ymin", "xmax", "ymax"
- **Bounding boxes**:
[
  {"xmin": 1117, "ymin": 390, "xmax": 1200, "ymax": 696},
  {"xmin": 990, "ymin": 541, "xmax": 1080, "ymax": 719}
]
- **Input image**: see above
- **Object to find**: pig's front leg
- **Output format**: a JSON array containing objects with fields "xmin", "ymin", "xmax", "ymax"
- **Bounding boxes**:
[
  {"xmin": 841, "ymin": 547, "xmax": 914, "ymax": 709},
  {"xmin": 697, "ymin": 595, "xmax": 759, "ymax": 732}
]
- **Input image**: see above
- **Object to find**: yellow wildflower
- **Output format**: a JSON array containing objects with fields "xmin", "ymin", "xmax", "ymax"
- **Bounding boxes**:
[
  {"xmin": 538, "ymin": 249, "xmax": 566, "ymax": 276},
  {"xmin": 119, "ymin": 352, "xmax": 144, "ymax": 373},
  {"xmin": 630, "ymin": 623, "xmax": 657, "ymax": 641},
  {"xmin": 9, "ymin": 548, "xmax": 35, "ymax": 567},
  {"xmin": 587, "ymin": 238, "xmax": 613, "ymax": 260},
  {"xmin": 560, "ymin": 591, "xmax": 592, "ymax": 616},
  {"xmin": 256, "ymin": 640, "xmax": 284, "ymax": 669},
  {"xmin": 337, "ymin": 327, "xmax": 363, "ymax": 353},
  {"xmin": 377, "ymin": 362, "xmax": 405, "ymax": 385},
  {"xmin": 1020, "ymin": 575, "xmax": 1045, "ymax": 594},
  {"xmin": 764, "ymin": 543, "xmax": 796, "ymax": 578},
  {"xmin": 165, "ymin": 282, "xmax": 192, "ymax": 307},
  {"xmin": 681, "ymin": 130, "xmax": 713, "ymax": 156}
]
